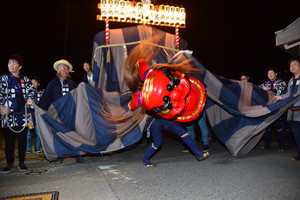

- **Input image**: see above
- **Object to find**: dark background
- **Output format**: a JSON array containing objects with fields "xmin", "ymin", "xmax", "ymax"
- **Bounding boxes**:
[{"xmin": 1, "ymin": 0, "xmax": 299, "ymax": 89}]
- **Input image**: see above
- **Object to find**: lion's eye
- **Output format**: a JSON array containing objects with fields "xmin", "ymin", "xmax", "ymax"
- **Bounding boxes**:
[{"xmin": 159, "ymin": 109, "xmax": 171, "ymax": 115}]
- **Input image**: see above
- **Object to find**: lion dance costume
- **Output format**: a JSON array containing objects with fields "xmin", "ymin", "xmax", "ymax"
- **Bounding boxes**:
[{"xmin": 104, "ymin": 41, "xmax": 209, "ymax": 167}]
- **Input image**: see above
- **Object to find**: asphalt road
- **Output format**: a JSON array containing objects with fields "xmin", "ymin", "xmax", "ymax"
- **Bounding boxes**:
[{"xmin": 0, "ymin": 136, "xmax": 299, "ymax": 200}]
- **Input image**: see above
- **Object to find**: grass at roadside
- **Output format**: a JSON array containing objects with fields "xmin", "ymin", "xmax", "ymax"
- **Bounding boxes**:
[{"xmin": 0, "ymin": 128, "xmax": 46, "ymax": 162}]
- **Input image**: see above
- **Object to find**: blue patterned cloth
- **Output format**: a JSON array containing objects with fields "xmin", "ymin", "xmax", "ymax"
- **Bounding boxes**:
[
  {"xmin": 28, "ymin": 90, "xmax": 43, "ymax": 126},
  {"xmin": 260, "ymin": 78, "xmax": 287, "ymax": 96},
  {"xmin": 0, "ymin": 73, "xmax": 36, "ymax": 128}
]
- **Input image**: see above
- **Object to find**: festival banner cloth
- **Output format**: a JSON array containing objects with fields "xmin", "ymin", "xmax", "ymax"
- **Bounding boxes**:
[
  {"xmin": 35, "ymin": 52, "xmax": 300, "ymax": 160},
  {"xmin": 35, "ymin": 25, "xmax": 300, "ymax": 160},
  {"xmin": 35, "ymin": 83, "xmax": 146, "ymax": 161}
]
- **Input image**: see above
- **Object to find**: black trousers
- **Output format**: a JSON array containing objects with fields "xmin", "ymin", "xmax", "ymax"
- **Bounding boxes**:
[{"xmin": 3, "ymin": 127, "xmax": 28, "ymax": 165}]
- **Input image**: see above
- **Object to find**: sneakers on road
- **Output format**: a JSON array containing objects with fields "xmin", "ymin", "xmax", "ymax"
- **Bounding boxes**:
[
  {"xmin": 203, "ymin": 145, "xmax": 210, "ymax": 152},
  {"xmin": 290, "ymin": 156, "xmax": 300, "ymax": 161},
  {"xmin": 143, "ymin": 159, "xmax": 154, "ymax": 167},
  {"xmin": 196, "ymin": 152, "xmax": 209, "ymax": 161},
  {"xmin": 182, "ymin": 147, "xmax": 190, "ymax": 152},
  {"xmin": 54, "ymin": 157, "xmax": 64, "ymax": 164},
  {"xmin": 76, "ymin": 156, "xmax": 86, "ymax": 163},
  {"xmin": 18, "ymin": 163, "xmax": 28, "ymax": 171},
  {"xmin": 35, "ymin": 150, "xmax": 43, "ymax": 154},
  {"xmin": 2, "ymin": 164, "xmax": 13, "ymax": 173}
]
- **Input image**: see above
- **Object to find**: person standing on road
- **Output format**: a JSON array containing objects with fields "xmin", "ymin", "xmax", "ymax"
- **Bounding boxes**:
[
  {"xmin": 260, "ymin": 67, "xmax": 288, "ymax": 151},
  {"xmin": 38, "ymin": 59, "xmax": 86, "ymax": 164},
  {"xmin": 184, "ymin": 111, "xmax": 210, "ymax": 153},
  {"xmin": 275, "ymin": 58, "xmax": 300, "ymax": 161},
  {"xmin": 26, "ymin": 76, "xmax": 43, "ymax": 154},
  {"xmin": 0, "ymin": 53, "xmax": 36, "ymax": 173}
]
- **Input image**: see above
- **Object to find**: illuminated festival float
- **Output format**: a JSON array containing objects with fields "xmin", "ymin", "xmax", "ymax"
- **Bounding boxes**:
[{"xmin": 97, "ymin": 0, "xmax": 185, "ymax": 48}]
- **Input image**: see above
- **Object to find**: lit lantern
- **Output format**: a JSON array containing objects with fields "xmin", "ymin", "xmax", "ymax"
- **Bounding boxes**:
[
  {"xmin": 164, "ymin": 5, "xmax": 170, "ymax": 24},
  {"xmin": 142, "ymin": 2, "xmax": 150, "ymax": 24},
  {"xmin": 107, "ymin": 0, "xmax": 114, "ymax": 19},
  {"xmin": 131, "ymin": 1, "xmax": 137, "ymax": 22},
  {"xmin": 148, "ymin": 4, "xmax": 155, "ymax": 24},
  {"xmin": 169, "ymin": 6, "xmax": 175, "ymax": 25},
  {"xmin": 174, "ymin": 7, "xmax": 180, "ymax": 25},
  {"xmin": 154, "ymin": 5, "xmax": 159, "ymax": 24},
  {"xmin": 119, "ymin": 0, "xmax": 126, "ymax": 20},
  {"xmin": 179, "ymin": 7, "xmax": 186, "ymax": 26},
  {"xmin": 158, "ymin": 5, "xmax": 165, "ymax": 25},
  {"xmin": 124, "ymin": 1, "xmax": 132, "ymax": 21},
  {"xmin": 136, "ymin": 2, "xmax": 143, "ymax": 23},
  {"xmin": 112, "ymin": 0, "xmax": 120, "ymax": 20},
  {"xmin": 100, "ymin": 0, "xmax": 108, "ymax": 19}
]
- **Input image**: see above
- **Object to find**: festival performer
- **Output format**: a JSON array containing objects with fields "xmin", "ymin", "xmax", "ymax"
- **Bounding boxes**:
[
  {"xmin": 103, "ymin": 40, "xmax": 209, "ymax": 167},
  {"xmin": 143, "ymin": 117, "xmax": 209, "ymax": 167}
]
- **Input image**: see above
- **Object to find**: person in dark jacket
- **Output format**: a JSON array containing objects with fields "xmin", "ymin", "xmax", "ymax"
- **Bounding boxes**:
[
  {"xmin": 38, "ymin": 59, "xmax": 86, "ymax": 163},
  {"xmin": 38, "ymin": 59, "xmax": 77, "ymax": 111},
  {"xmin": 82, "ymin": 61, "xmax": 95, "ymax": 86},
  {"xmin": 0, "ymin": 53, "xmax": 36, "ymax": 173},
  {"xmin": 260, "ymin": 67, "xmax": 288, "ymax": 151}
]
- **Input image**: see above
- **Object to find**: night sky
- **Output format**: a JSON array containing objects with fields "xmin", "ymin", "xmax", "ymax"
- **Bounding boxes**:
[{"xmin": 1, "ymin": 0, "xmax": 299, "ymax": 89}]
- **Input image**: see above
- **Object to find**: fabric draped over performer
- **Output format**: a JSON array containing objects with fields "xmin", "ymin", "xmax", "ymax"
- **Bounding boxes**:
[
  {"xmin": 100, "ymin": 40, "xmax": 210, "ymax": 166},
  {"xmin": 102, "ymin": 39, "xmax": 207, "ymax": 136},
  {"xmin": 34, "ymin": 32, "xmax": 300, "ymax": 161}
]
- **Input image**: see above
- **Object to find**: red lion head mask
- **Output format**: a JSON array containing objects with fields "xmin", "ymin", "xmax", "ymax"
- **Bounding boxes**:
[{"xmin": 128, "ymin": 59, "xmax": 206, "ymax": 122}]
